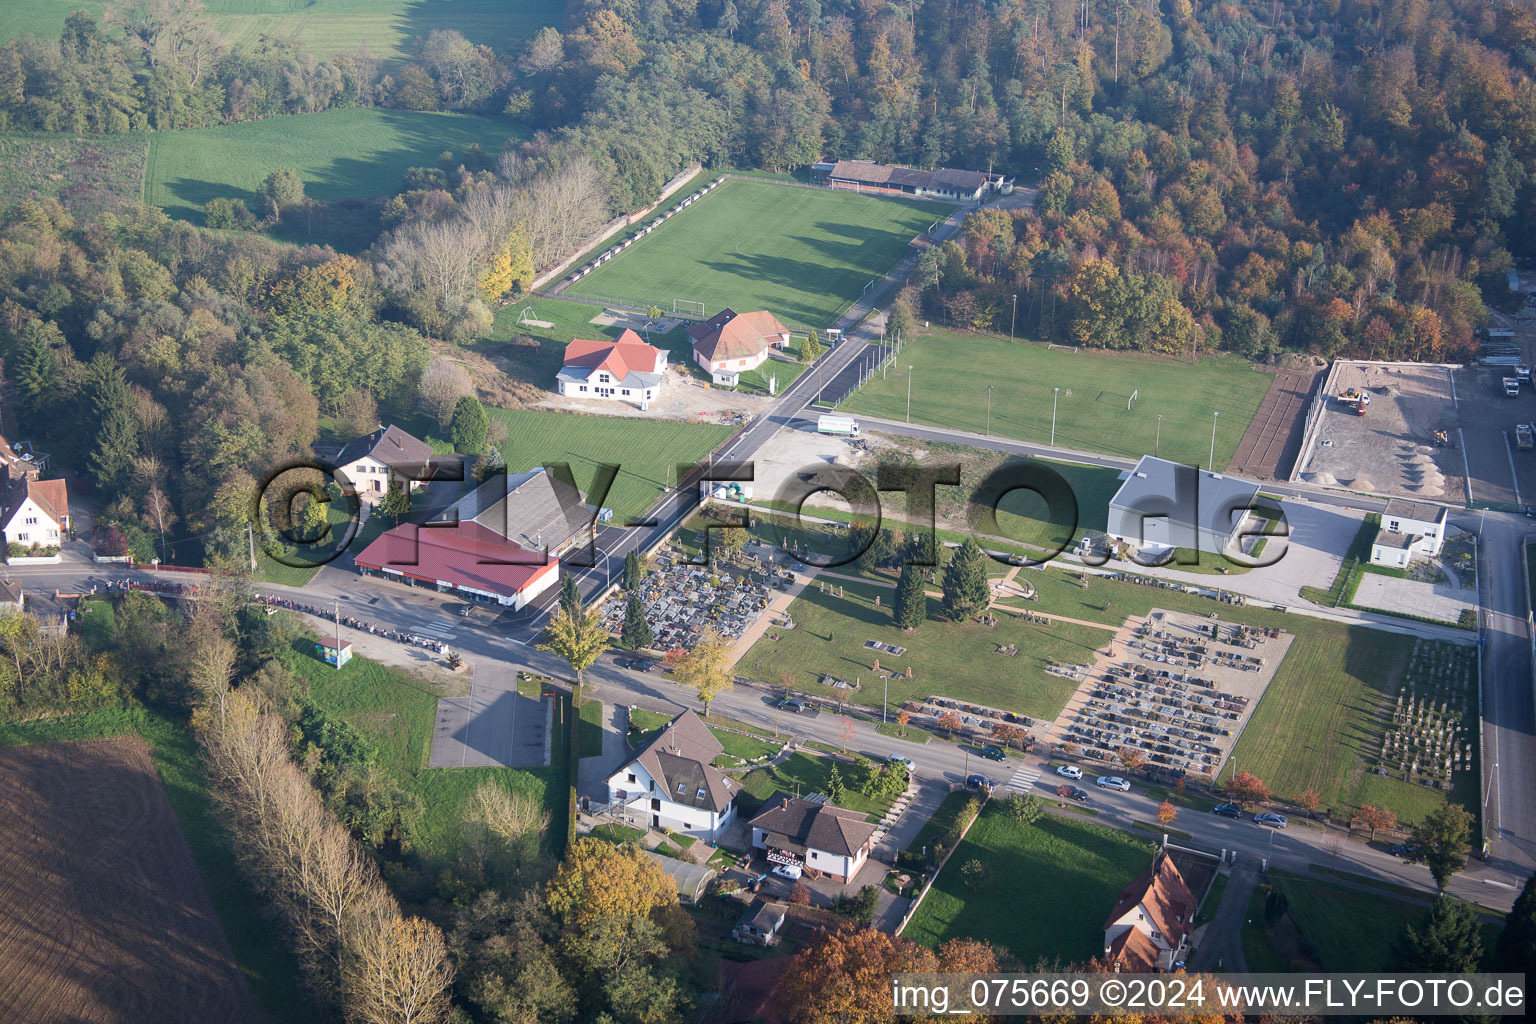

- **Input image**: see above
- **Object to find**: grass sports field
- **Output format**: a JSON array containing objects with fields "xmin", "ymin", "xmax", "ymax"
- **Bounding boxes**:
[
  {"xmin": 487, "ymin": 408, "xmax": 736, "ymax": 525},
  {"xmin": 566, "ymin": 179, "xmax": 945, "ymax": 329},
  {"xmin": 145, "ymin": 107, "xmax": 521, "ymax": 221},
  {"xmin": 842, "ymin": 329, "xmax": 1272, "ymax": 470},
  {"xmin": 5, "ymin": 1, "xmax": 562, "ymax": 63},
  {"xmin": 903, "ymin": 808, "xmax": 1154, "ymax": 960}
]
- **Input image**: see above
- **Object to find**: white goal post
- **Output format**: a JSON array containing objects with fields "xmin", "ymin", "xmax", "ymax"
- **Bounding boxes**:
[
  {"xmin": 1128, "ymin": 388, "xmax": 1139, "ymax": 411},
  {"xmin": 672, "ymin": 299, "xmax": 706, "ymax": 317}
]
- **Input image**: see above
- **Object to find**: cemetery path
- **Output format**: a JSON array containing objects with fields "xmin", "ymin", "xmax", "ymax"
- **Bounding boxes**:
[{"xmin": 727, "ymin": 566, "xmax": 822, "ymax": 663}]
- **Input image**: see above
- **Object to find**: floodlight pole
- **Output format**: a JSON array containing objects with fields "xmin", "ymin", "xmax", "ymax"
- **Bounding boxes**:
[
  {"xmin": 1156, "ymin": 414, "xmax": 1163, "ymax": 458},
  {"xmin": 1210, "ymin": 411, "xmax": 1219, "ymax": 470},
  {"xmin": 333, "ymin": 599, "xmax": 341, "ymax": 671},
  {"xmin": 1010, "ymin": 293, "xmax": 1018, "ymax": 341},
  {"xmin": 986, "ymin": 385, "xmax": 994, "ymax": 436},
  {"xmin": 883, "ymin": 674, "xmax": 889, "ymax": 724},
  {"xmin": 1051, "ymin": 387, "xmax": 1060, "ymax": 447},
  {"xmin": 906, "ymin": 367, "xmax": 914, "ymax": 422}
]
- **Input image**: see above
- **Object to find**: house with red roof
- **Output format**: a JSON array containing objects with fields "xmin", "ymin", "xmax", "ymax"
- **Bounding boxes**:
[
  {"xmin": 686, "ymin": 309, "xmax": 791, "ymax": 385},
  {"xmin": 353, "ymin": 519, "xmax": 559, "ymax": 609},
  {"xmin": 1102, "ymin": 851, "xmax": 1197, "ymax": 971},
  {"xmin": 1, "ymin": 470, "xmax": 69, "ymax": 562},
  {"xmin": 557, "ymin": 330, "xmax": 667, "ymax": 409}
]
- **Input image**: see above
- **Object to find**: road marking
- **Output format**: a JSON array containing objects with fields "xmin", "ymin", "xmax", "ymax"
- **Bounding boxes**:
[{"xmin": 1005, "ymin": 764, "xmax": 1041, "ymax": 792}]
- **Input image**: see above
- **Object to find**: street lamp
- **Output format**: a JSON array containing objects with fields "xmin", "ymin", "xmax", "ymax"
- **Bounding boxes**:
[
  {"xmin": 882, "ymin": 673, "xmax": 889, "ymax": 725},
  {"xmin": 906, "ymin": 366, "xmax": 914, "ymax": 422},
  {"xmin": 1051, "ymin": 386, "xmax": 1060, "ymax": 447},
  {"xmin": 986, "ymin": 385, "xmax": 994, "ymax": 437},
  {"xmin": 1210, "ymin": 411, "xmax": 1220, "ymax": 470},
  {"xmin": 1010, "ymin": 293, "xmax": 1018, "ymax": 341}
]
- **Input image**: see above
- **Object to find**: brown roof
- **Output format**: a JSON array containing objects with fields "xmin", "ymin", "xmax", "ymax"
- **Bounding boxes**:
[
  {"xmin": 687, "ymin": 309, "xmax": 789, "ymax": 362},
  {"xmin": 827, "ymin": 160, "xmax": 990, "ymax": 193},
  {"xmin": 628, "ymin": 709, "xmax": 737, "ymax": 814},
  {"xmin": 748, "ymin": 792, "xmax": 877, "ymax": 859},
  {"xmin": 1105, "ymin": 927, "xmax": 1161, "ymax": 972},
  {"xmin": 335, "ymin": 424, "xmax": 436, "ymax": 471},
  {"xmin": 1102, "ymin": 851, "xmax": 1196, "ymax": 947},
  {"xmin": 2, "ymin": 476, "xmax": 68, "ymax": 526}
]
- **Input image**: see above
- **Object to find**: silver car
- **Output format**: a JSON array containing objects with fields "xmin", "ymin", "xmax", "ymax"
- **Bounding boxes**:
[{"xmin": 1095, "ymin": 775, "xmax": 1131, "ymax": 791}]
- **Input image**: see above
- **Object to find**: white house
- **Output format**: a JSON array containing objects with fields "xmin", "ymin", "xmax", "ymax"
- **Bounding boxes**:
[
  {"xmin": 556, "ymin": 331, "xmax": 667, "ymax": 409},
  {"xmin": 605, "ymin": 709, "xmax": 738, "ymax": 841},
  {"xmin": 687, "ymin": 309, "xmax": 791, "ymax": 385},
  {"xmin": 1370, "ymin": 498, "xmax": 1448, "ymax": 567},
  {"xmin": 747, "ymin": 792, "xmax": 878, "ymax": 884},
  {"xmin": 1102, "ymin": 851, "xmax": 1196, "ymax": 972},
  {"xmin": 334, "ymin": 425, "xmax": 439, "ymax": 502},
  {"xmin": 1, "ymin": 474, "xmax": 69, "ymax": 560}
]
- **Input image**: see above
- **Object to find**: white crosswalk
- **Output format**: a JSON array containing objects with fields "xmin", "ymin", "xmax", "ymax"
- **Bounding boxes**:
[
  {"xmin": 413, "ymin": 622, "xmax": 457, "ymax": 640},
  {"xmin": 1004, "ymin": 764, "xmax": 1041, "ymax": 793}
]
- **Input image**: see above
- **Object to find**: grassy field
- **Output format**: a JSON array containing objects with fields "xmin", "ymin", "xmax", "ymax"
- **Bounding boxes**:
[
  {"xmin": 903, "ymin": 807, "xmax": 1153, "ymax": 960},
  {"xmin": 0, "ymin": 132, "xmax": 148, "ymax": 213},
  {"xmin": 843, "ymin": 329, "xmax": 1272, "ymax": 470},
  {"xmin": 5, "ymin": 1, "xmax": 561, "ymax": 62},
  {"xmin": 0, "ymin": 705, "xmax": 314, "ymax": 1022},
  {"xmin": 486, "ymin": 407, "xmax": 736, "ymax": 525},
  {"xmin": 278, "ymin": 640, "xmax": 569, "ymax": 858},
  {"xmin": 904, "ymin": 790, "xmax": 977, "ymax": 857},
  {"xmin": 732, "ymin": 750, "xmax": 899, "ymax": 821},
  {"xmin": 145, "ymin": 107, "xmax": 521, "ymax": 223},
  {"xmin": 566, "ymin": 179, "xmax": 944, "ymax": 328},
  {"xmin": 737, "ymin": 574, "xmax": 1111, "ymax": 721}
]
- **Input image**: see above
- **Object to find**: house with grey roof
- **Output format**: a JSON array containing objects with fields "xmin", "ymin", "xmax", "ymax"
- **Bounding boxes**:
[
  {"xmin": 606, "ymin": 709, "xmax": 739, "ymax": 841},
  {"xmin": 438, "ymin": 467, "xmax": 596, "ymax": 559},
  {"xmin": 1370, "ymin": 498, "xmax": 1448, "ymax": 567},
  {"xmin": 1106, "ymin": 456, "xmax": 1260, "ymax": 557},
  {"xmin": 748, "ymin": 792, "xmax": 878, "ymax": 884},
  {"xmin": 814, "ymin": 160, "xmax": 1011, "ymax": 201},
  {"xmin": 733, "ymin": 900, "xmax": 788, "ymax": 946},
  {"xmin": 334, "ymin": 424, "xmax": 442, "ymax": 504}
]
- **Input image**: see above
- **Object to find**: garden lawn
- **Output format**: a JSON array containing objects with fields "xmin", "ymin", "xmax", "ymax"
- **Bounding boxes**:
[
  {"xmin": 903, "ymin": 790, "xmax": 977, "ymax": 856},
  {"xmin": 0, "ymin": 705, "xmax": 312, "ymax": 1022},
  {"xmin": 577, "ymin": 696, "xmax": 604, "ymax": 758},
  {"xmin": 902, "ymin": 807, "xmax": 1153, "ymax": 960},
  {"xmin": 711, "ymin": 730, "xmax": 781, "ymax": 767},
  {"xmin": 736, "ymin": 576, "xmax": 1109, "ymax": 721},
  {"xmin": 278, "ymin": 641, "xmax": 569, "ymax": 858},
  {"xmin": 731, "ymin": 751, "xmax": 898, "ymax": 822},
  {"xmin": 145, "ymin": 108, "xmax": 523, "ymax": 230},
  {"xmin": 487, "ymin": 408, "xmax": 736, "ymax": 525},
  {"xmin": 567, "ymin": 179, "xmax": 945, "ymax": 329},
  {"xmin": 5, "ymin": 1, "xmax": 562, "ymax": 63},
  {"xmin": 843, "ymin": 329, "xmax": 1271, "ymax": 470}
]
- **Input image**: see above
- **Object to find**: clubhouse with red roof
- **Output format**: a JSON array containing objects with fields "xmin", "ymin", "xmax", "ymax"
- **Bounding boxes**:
[{"xmin": 556, "ymin": 330, "xmax": 667, "ymax": 409}]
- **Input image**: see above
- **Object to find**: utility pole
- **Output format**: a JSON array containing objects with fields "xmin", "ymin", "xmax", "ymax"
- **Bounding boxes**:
[
  {"xmin": 986, "ymin": 385, "xmax": 994, "ymax": 436},
  {"xmin": 1051, "ymin": 386, "xmax": 1060, "ymax": 447},
  {"xmin": 906, "ymin": 366, "xmax": 914, "ymax": 422},
  {"xmin": 247, "ymin": 523, "xmax": 256, "ymax": 571},
  {"xmin": 1156, "ymin": 414, "xmax": 1163, "ymax": 458}
]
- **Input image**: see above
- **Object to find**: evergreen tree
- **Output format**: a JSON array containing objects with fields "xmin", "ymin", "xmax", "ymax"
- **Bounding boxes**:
[
  {"xmin": 826, "ymin": 763, "xmax": 845, "ymax": 805},
  {"xmin": 560, "ymin": 573, "xmax": 583, "ymax": 618},
  {"xmin": 378, "ymin": 478, "xmax": 412, "ymax": 525},
  {"xmin": 450, "ymin": 395, "xmax": 489, "ymax": 455},
  {"xmin": 941, "ymin": 538, "xmax": 989, "ymax": 620},
  {"xmin": 85, "ymin": 351, "xmax": 139, "ymax": 493},
  {"xmin": 623, "ymin": 549, "xmax": 642, "ymax": 590},
  {"xmin": 894, "ymin": 562, "xmax": 926, "ymax": 630},
  {"xmin": 1393, "ymin": 896, "xmax": 1485, "ymax": 973},
  {"xmin": 859, "ymin": 529, "xmax": 893, "ymax": 570},
  {"xmin": 9, "ymin": 321, "xmax": 58, "ymax": 417},
  {"xmin": 619, "ymin": 593, "xmax": 653, "ymax": 650},
  {"xmin": 1495, "ymin": 871, "xmax": 1536, "ymax": 972}
]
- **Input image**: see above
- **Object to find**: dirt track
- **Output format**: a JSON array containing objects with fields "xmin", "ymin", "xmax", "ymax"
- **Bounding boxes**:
[
  {"xmin": 0, "ymin": 736, "xmax": 261, "ymax": 1024},
  {"xmin": 1227, "ymin": 368, "xmax": 1321, "ymax": 480}
]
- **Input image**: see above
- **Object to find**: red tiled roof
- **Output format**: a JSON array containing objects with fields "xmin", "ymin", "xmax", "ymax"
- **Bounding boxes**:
[
  {"xmin": 354, "ymin": 520, "xmax": 555, "ymax": 600},
  {"xmin": 688, "ymin": 310, "xmax": 789, "ymax": 362},
  {"xmin": 1105, "ymin": 927, "xmax": 1161, "ymax": 972},
  {"xmin": 562, "ymin": 330, "xmax": 662, "ymax": 378},
  {"xmin": 1102, "ymin": 851, "xmax": 1196, "ymax": 947},
  {"xmin": 1, "ymin": 477, "xmax": 68, "ymax": 526}
]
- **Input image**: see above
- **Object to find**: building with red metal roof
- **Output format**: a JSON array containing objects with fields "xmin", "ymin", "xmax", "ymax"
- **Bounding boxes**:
[{"xmin": 353, "ymin": 520, "xmax": 559, "ymax": 609}]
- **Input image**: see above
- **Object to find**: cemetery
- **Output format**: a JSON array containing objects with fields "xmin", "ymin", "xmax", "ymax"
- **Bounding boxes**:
[
  {"xmin": 1050, "ymin": 609, "xmax": 1294, "ymax": 780},
  {"xmin": 1375, "ymin": 639, "xmax": 1476, "ymax": 791},
  {"xmin": 600, "ymin": 545, "xmax": 779, "ymax": 651}
]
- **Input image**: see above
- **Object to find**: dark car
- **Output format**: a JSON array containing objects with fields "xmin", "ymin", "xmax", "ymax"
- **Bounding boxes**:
[
  {"xmin": 965, "ymin": 774, "xmax": 993, "ymax": 791},
  {"xmin": 979, "ymin": 744, "xmax": 1007, "ymax": 762},
  {"xmin": 778, "ymin": 699, "xmax": 805, "ymax": 713},
  {"xmin": 1390, "ymin": 842, "xmax": 1420, "ymax": 858},
  {"xmin": 1212, "ymin": 802, "xmax": 1244, "ymax": 819},
  {"xmin": 1064, "ymin": 786, "xmax": 1090, "ymax": 803}
]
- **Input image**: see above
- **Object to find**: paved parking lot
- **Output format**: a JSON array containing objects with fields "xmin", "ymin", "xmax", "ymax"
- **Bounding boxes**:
[
  {"xmin": 429, "ymin": 661, "xmax": 550, "ymax": 768},
  {"xmin": 1453, "ymin": 366, "xmax": 1536, "ymax": 508}
]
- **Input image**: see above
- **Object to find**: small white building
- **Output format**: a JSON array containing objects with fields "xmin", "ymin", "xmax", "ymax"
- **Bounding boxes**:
[
  {"xmin": 687, "ymin": 309, "xmax": 791, "ymax": 384},
  {"xmin": 334, "ymin": 425, "xmax": 440, "ymax": 502},
  {"xmin": 0, "ymin": 473, "xmax": 69, "ymax": 560},
  {"xmin": 557, "ymin": 331, "xmax": 667, "ymax": 410},
  {"xmin": 606, "ymin": 709, "xmax": 738, "ymax": 841},
  {"xmin": 1370, "ymin": 498, "xmax": 1448, "ymax": 567},
  {"xmin": 747, "ymin": 792, "xmax": 878, "ymax": 884}
]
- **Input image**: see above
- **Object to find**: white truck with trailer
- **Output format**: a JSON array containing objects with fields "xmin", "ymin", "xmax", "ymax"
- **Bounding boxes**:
[{"xmin": 817, "ymin": 415, "xmax": 861, "ymax": 437}]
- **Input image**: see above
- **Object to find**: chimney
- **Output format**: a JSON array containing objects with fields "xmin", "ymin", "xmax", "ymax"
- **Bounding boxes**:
[{"xmin": 781, "ymin": 797, "xmax": 791, "ymax": 811}]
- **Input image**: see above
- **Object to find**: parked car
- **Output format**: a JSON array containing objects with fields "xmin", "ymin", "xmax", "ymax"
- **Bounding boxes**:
[
  {"xmin": 623, "ymin": 658, "xmax": 656, "ymax": 671},
  {"xmin": 771, "ymin": 863, "xmax": 803, "ymax": 880},
  {"xmin": 965, "ymin": 774, "xmax": 993, "ymax": 791},
  {"xmin": 1064, "ymin": 786, "xmax": 1090, "ymax": 803},
  {"xmin": 979, "ymin": 744, "xmax": 1007, "ymax": 762},
  {"xmin": 778, "ymin": 699, "xmax": 805, "ymax": 713},
  {"xmin": 1095, "ymin": 776, "xmax": 1131, "ymax": 791},
  {"xmin": 1055, "ymin": 764, "xmax": 1083, "ymax": 780},
  {"xmin": 1212, "ymin": 802, "xmax": 1244, "ymax": 819},
  {"xmin": 886, "ymin": 754, "xmax": 915, "ymax": 770},
  {"xmin": 1390, "ymin": 842, "xmax": 1420, "ymax": 858},
  {"xmin": 1253, "ymin": 812, "xmax": 1289, "ymax": 829}
]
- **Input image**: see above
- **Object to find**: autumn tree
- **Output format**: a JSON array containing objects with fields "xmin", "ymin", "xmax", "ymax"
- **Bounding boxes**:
[
  {"xmin": 895, "ymin": 708, "xmax": 911, "ymax": 737},
  {"xmin": 992, "ymin": 722, "xmax": 1026, "ymax": 750},
  {"xmin": 936, "ymin": 710, "xmax": 963, "ymax": 736},
  {"xmin": 536, "ymin": 605, "xmax": 607, "ymax": 684},
  {"xmin": 778, "ymin": 926, "xmax": 938, "ymax": 1024},
  {"xmin": 342, "ymin": 912, "xmax": 455, "ymax": 1024},
  {"xmin": 1355, "ymin": 804, "xmax": 1398, "ymax": 841},
  {"xmin": 1157, "ymin": 799, "xmax": 1178, "ymax": 827},
  {"xmin": 1226, "ymin": 772, "xmax": 1272, "ymax": 804},
  {"xmin": 1297, "ymin": 788, "xmax": 1322, "ymax": 818},
  {"xmin": 545, "ymin": 837, "xmax": 677, "ymax": 930},
  {"xmin": 669, "ymin": 628, "xmax": 732, "ymax": 716},
  {"xmin": 467, "ymin": 780, "xmax": 549, "ymax": 866}
]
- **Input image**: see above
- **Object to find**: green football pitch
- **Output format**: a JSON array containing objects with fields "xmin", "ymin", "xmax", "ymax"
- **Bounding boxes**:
[
  {"xmin": 5, "ymin": 1, "xmax": 561, "ymax": 62},
  {"xmin": 842, "ymin": 328, "xmax": 1272, "ymax": 470},
  {"xmin": 565, "ymin": 179, "xmax": 947, "ymax": 329}
]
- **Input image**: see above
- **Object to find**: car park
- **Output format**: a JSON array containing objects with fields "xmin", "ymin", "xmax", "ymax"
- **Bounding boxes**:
[
  {"xmin": 1055, "ymin": 764, "xmax": 1083, "ymax": 780},
  {"xmin": 1095, "ymin": 776, "xmax": 1131, "ymax": 791},
  {"xmin": 979, "ymin": 745, "xmax": 1007, "ymax": 761},
  {"xmin": 771, "ymin": 863, "xmax": 803, "ymax": 880},
  {"xmin": 778, "ymin": 699, "xmax": 805, "ymax": 713},
  {"xmin": 965, "ymin": 774, "xmax": 993, "ymax": 791},
  {"xmin": 1253, "ymin": 813, "xmax": 1289, "ymax": 828},
  {"xmin": 1212, "ymin": 802, "xmax": 1244, "ymax": 819}
]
